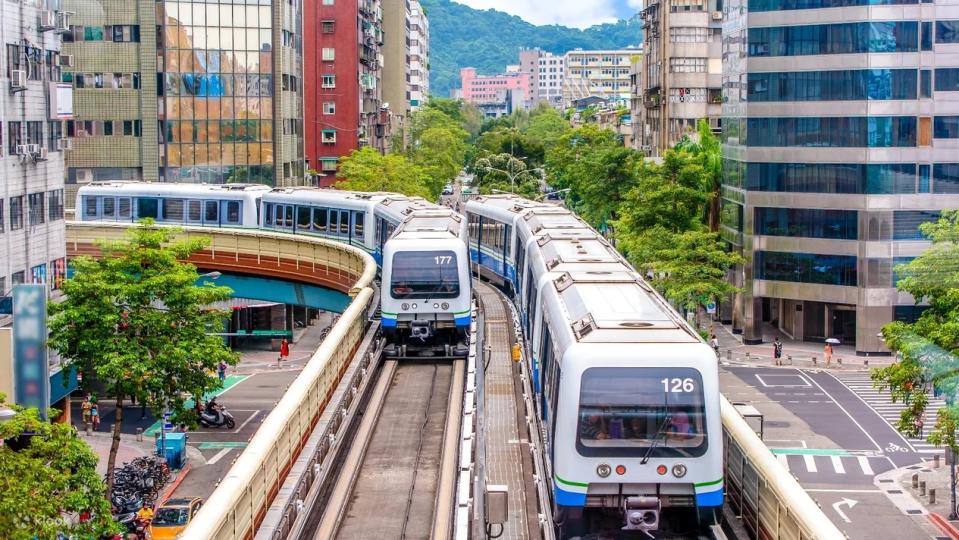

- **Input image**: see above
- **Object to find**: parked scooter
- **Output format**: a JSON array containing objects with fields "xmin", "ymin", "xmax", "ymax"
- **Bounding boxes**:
[
  {"xmin": 198, "ymin": 397, "xmax": 236, "ymax": 429},
  {"xmin": 115, "ymin": 512, "xmax": 151, "ymax": 539}
]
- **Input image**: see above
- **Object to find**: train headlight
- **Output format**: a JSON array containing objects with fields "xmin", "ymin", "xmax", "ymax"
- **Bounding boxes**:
[
  {"xmin": 402, "ymin": 303, "xmax": 410, "ymax": 311},
  {"xmin": 433, "ymin": 303, "xmax": 439, "ymax": 309},
  {"xmin": 596, "ymin": 464, "xmax": 611, "ymax": 478},
  {"xmin": 441, "ymin": 302, "xmax": 449, "ymax": 310},
  {"xmin": 615, "ymin": 465, "xmax": 627, "ymax": 475},
  {"xmin": 672, "ymin": 464, "xmax": 687, "ymax": 478},
  {"xmin": 412, "ymin": 303, "xmax": 418, "ymax": 309},
  {"xmin": 656, "ymin": 465, "xmax": 667, "ymax": 476}
]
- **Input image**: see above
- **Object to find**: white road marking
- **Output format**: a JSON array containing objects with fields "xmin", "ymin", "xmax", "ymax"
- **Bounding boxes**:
[
  {"xmin": 804, "ymin": 374, "xmax": 884, "ymax": 452},
  {"xmin": 831, "ymin": 455, "xmax": 846, "ymax": 474},
  {"xmin": 806, "ymin": 488, "xmax": 880, "ymax": 493},
  {"xmin": 804, "ymin": 454, "xmax": 818, "ymax": 473},
  {"xmin": 858, "ymin": 456, "xmax": 874, "ymax": 475},
  {"xmin": 233, "ymin": 410, "xmax": 261, "ymax": 433},
  {"xmin": 777, "ymin": 454, "xmax": 790, "ymax": 471},
  {"xmin": 206, "ymin": 448, "xmax": 232, "ymax": 465}
]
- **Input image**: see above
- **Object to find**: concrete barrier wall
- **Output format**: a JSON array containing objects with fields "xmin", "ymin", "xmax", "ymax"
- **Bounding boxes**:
[{"xmin": 722, "ymin": 396, "xmax": 845, "ymax": 540}]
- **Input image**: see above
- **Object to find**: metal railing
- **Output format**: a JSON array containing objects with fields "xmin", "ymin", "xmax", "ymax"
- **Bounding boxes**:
[
  {"xmin": 64, "ymin": 221, "xmax": 377, "ymax": 539},
  {"xmin": 722, "ymin": 396, "xmax": 845, "ymax": 540}
]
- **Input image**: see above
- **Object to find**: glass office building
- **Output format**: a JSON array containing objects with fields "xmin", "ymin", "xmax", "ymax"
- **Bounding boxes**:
[{"xmin": 721, "ymin": 0, "xmax": 959, "ymax": 354}]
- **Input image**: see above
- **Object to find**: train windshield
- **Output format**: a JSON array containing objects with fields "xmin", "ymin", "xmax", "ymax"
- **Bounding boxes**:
[
  {"xmin": 576, "ymin": 367, "xmax": 707, "ymax": 458},
  {"xmin": 390, "ymin": 250, "xmax": 460, "ymax": 299}
]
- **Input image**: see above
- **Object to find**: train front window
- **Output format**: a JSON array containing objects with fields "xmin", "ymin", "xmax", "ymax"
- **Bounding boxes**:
[
  {"xmin": 577, "ymin": 367, "xmax": 707, "ymax": 458},
  {"xmin": 390, "ymin": 250, "xmax": 460, "ymax": 299}
]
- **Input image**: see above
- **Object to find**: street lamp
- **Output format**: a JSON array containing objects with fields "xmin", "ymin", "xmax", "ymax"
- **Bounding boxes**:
[
  {"xmin": 199, "ymin": 271, "xmax": 222, "ymax": 280},
  {"xmin": 0, "ymin": 407, "xmax": 15, "ymax": 424}
]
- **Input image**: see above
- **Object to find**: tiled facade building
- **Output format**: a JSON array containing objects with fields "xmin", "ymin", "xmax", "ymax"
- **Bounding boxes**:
[
  {"xmin": 408, "ymin": 0, "xmax": 427, "ymax": 109},
  {"xmin": 519, "ymin": 48, "xmax": 565, "ymax": 109},
  {"xmin": 721, "ymin": 0, "xmax": 959, "ymax": 354},
  {"xmin": 460, "ymin": 66, "xmax": 530, "ymax": 105},
  {"xmin": 63, "ymin": 0, "xmax": 305, "ymax": 200},
  {"xmin": 638, "ymin": 0, "xmax": 722, "ymax": 156},
  {"xmin": 304, "ymin": 0, "xmax": 387, "ymax": 185},
  {"xmin": 562, "ymin": 48, "xmax": 640, "ymax": 107},
  {"xmin": 382, "ymin": 0, "xmax": 410, "ymax": 136},
  {"xmin": 1, "ymin": 0, "xmax": 70, "ymax": 295}
]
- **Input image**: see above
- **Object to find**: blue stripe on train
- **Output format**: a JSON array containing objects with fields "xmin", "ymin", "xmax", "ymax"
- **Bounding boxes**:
[
  {"xmin": 554, "ymin": 485, "xmax": 587, "ymax": 507},
  {"xmin": 455, "ymin": 315, "xmax": 471, "ymax": 326},
  {"xmin": 695, "ymin": 488, "xmax": 724, "ymax": 507},
  {"xmin": 381, "ymin": 317, "xmax": 397, "ymax": 328}
]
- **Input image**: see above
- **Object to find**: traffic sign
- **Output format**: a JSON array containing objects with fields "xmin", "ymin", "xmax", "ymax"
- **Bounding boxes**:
[{"xmin": 706, "ymin": 302, "xmax": 717, "ymax": 314}]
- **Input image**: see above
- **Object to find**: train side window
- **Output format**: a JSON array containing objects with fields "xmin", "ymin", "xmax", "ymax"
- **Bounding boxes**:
[
  {"xmin": 313, "ymin": 207, "xmax": 328, "ymax": 232},
  {"xmin": 136, "ymin": 197, "xmax": 159, "ymax": 220},
  {"xmin": 296, "ymin": 206, "xmax": 311, "ymax": 230},
  {"xmin": 354, "ymin": 212, "xmax": 364, "ymax": 238},
  {"xmin": 84, "ymin": 196, "xmax": 99, "ymax": 218},
  {"xmin": 102, "ymin": 197, "xmax": 116, "ymax": 219},
  {"xmin": 283, "ymin": 205, "xmax": 292, "ymax": 227},
  {"xmin": 329, "ymin": 210, "xmax": 339, "ymax": 234},
  {"xmin": 526, "ymin": 277, "xmax": 537, "ymax": 338},
  {"xmin": 468, "ymin": 213, "xmax": 480, "ymax": 246},
  {"xmin": 255, "ymin": 198, "xmax": 261, "ymax": 226},
  {"xmin": 187, "ymin": 200, "xmax": 202, "ymax": 222},
  {"xmin": 205, "ymin": 200, "xmax": 219, "ymax": 224},
  {"xmin": 504, "ymin": 224, "xmax": 512, "ymax": 260},
  {"xmin": 540, "ymin": 325, "xmax": 553, "ymax": 421},
  {"xmin": 163, "ymin": 199, "xmax": 185, "ymax": 222},
  {"xmin": 225, "ymin": 201, "xmax": 242, "ymax": 225},
  {"xmin": 118, "ymin": 197, "xmax": 132, "ymax": 219},
  {"xmin": 263, "ymin": 203, "xmax": 273, "ymax": 227},
  {"xmin": 516, "ymin": 237, "xmax": 526, "ymax": 293},
  {"xmin": 339, "ymin": 210, "xmax": 349, "ymax": 234},
  {"xmin": 375, "ymin": 217, "xmax": 384, "ymax": 246}
]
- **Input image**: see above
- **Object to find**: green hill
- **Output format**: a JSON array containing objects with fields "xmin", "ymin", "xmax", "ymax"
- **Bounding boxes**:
[{"xmin": 421, "ymin": 0, "xmax": 642, "ymax": 97}]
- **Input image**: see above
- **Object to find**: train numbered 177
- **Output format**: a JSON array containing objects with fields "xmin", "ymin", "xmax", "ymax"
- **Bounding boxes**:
[
  {"xmin": 75, "ymin": 181, "xmax": 471, "ymax": 358},
  {"xmin": 465, "ymin": 194, "xmax": 722, "ymax": 537}
]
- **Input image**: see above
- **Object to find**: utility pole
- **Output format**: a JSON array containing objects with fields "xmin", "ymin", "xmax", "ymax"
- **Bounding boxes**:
[{"xmin": 950, "ymin": 446, "xmax": 957, "ymax": 520}]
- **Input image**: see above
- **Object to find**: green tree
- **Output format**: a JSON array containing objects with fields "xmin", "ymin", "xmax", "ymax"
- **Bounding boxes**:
[
  {"xmin": 616, "ymin": 149, "xmax": 710, "ymax": 234},
  {"xmin": 476, "ymin": 127, "xmax": 545, "ymax": 167},
  {"xmin": 0, "ymin": 395, "xmax": 118, "ymax": 539},
  {"xmin": 48, "ymin": 223, "xmax": 239, "ymax": 493},
  {"xmin": 413, "ymin": 126, "xmax": 469, "ymax": 197},
  {"xmin": 873, "ymin": 210, "xmax": 959, "ymax": 447},
  {"xmin": 524, "ymin": 105, "xmax": 571, "ymax": 151},
  {"xmin": 473, "ymin": 153, "xmax": 543, "ymax": 198},
  {"xmin": 338, "ymin": 147, "xmax": 433, "ymax": 199},
  {"xmin": 676, "ymin": 120, "xmax": 723, "ymax": 231}
]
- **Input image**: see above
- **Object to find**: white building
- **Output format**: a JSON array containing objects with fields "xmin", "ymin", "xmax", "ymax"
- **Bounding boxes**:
[
  {"xmin": 563, "ymin": 47, "xmax": 641, "ymax": 107},
  {"xmin": 409, "ymin": 0, "xmax": 429, "ymax": 109},
  {"xmin": 1, "ymin": 0, "xmax": 70, "ymax": 297},
  {"xmin": 519, "ymin": 49, "xmax": 566, "ymax": 109}
]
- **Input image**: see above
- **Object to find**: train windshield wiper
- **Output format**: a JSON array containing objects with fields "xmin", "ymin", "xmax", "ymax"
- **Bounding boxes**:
[{"xmin": 641, "ymin": 414, "xmax": 671, "ymax": 465}]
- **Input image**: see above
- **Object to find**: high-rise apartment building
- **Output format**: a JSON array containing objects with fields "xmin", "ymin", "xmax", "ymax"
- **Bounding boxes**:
[
  {"xmin": 408, "ymin": 0, "xmax": 428, "ymax": 109},
  {"xmin": 63, "ymin": 0, "xmax": 305, "ymax": 195},
  {"xmin": 562, "ymin": 48, "xmax": 640, "ymax": 107},
  {"xmin": 721, "ymin": 0, "xmax": 959, "ymax": 355},
  {"xmin": 1, "ymin": 0, "xmax": 70, "ymax": 294},
  {"xmin": 519, "ymin": 49, "xmax": 566, "ymax": 108},
  {"xmin": 460, "ymin": 67, "xmax": 530, "ymax": 106},
  {"xmin": 638, "ymin": 0, "xmax": 722, "ymax": 156},
  {"xmin": 304, "ymin": 0, "xmax": 387, "ymax": 184},
  {"xmin": 382, "ymin": 0, "xmax": 410, "ymax": 131}
]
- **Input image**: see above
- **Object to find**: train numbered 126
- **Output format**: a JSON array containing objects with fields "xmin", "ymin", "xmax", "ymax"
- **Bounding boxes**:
[
  {"xmin": 75, "ymin": 181, "xmax": 471, "ymax": 358},
  {"xmin": 466, "ymin": 194, "xmax": 722, "ymax": 537}
]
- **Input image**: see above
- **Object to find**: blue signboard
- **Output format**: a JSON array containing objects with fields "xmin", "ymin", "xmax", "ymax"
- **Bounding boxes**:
[{"xmin": 13, "ymin": 285, "xmax": 49, "ymax": 419}]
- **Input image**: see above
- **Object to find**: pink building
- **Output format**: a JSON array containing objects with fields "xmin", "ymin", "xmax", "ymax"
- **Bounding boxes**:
[{"xmin": 460, "ymin": 67, "xmax": 531, "ymax": 105}]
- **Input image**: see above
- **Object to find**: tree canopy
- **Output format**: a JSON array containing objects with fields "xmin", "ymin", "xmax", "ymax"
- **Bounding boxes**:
[
  {"xmin": 338, "ymin": 147, "xmax": 433, "ymax": 199},
  {"xmin": 48, "ymin": 222, "xmax": 239, "ymax": 491},
  {"xmin": 0, "ymin": 396, "xmax": 117, "ymax": 539},
  {"xmin": 473, "ymin": 153, "xmax": 543, "ymax": 198},
  {"xmin": 873, "ymin": 210, "xmax": 959, "ymax": 448}
]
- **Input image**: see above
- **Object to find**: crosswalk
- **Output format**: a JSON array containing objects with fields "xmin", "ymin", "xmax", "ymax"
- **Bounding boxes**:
[
  {"xmin": 836, "ymin": 372, "xmax": 945, "ymax": 454},
  {"xmin": 774, "ymin": 453, "xmax": 887, "ymax": 476}
]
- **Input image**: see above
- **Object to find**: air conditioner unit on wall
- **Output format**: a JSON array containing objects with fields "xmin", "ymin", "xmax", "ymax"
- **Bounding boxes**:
[
  {"xmin": 10, "ymin": 70, "xmax": 27, "ymax": 92},
  {"xmin": 55, "ymin": 11, "xmax": 70, "ymax": 34},
  {"xmin": 76, "ymin": 169, "xmax": 93, "ymax": 183},
  {"xmin": 57, "ymin": 138, "xmax": 73, "ymax": 151},
  {"xmin": 39, "ymin": 10, "xmax": 56, "ymax": 31},
  {"xmin": 35, "ymin": 147, "xmax": 49, "ymax": 161},
  {"xmin": 26, "ymin": 144, "xmax": 41, "ymax": 155},
  {"xmin": 59, "ymin": 55, "xmax": 74, "ymax": 68},
  {"xmin": 712, "ymin": 11, "xmax": 723, "ymax": 20}
]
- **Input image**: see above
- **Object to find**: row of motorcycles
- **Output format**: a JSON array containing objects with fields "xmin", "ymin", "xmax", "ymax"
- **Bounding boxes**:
[{"xmin": 107, "ymin": 457, "xmax": 171, "ymax": 539}]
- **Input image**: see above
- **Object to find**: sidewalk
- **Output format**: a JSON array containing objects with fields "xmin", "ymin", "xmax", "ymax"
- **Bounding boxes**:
[
  {"xmin": 709, "ymin": 320, "xmax": 895, "ymax": 371},
  {"xmin": 882, "ymin": 459, "xmax": 959, "ymax": 539}
]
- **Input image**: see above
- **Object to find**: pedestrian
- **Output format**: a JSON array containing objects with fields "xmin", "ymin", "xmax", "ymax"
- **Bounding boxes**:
[
  {"xmin": 81, "ymin": 394, "xmax": 93, "ymax": 431},
  {"xmin": 90, "ymin": 402, "xmax": 100, "ymax": 431},
  {"xmin": 279, "ymin": 338, "xmax": 290, "ymax": 362},
  {"xmin": 773, "ymin": 337, "xmax": 783, "ymax": 364},
  {"xmin": 915, "ymin": 416, "xmax": 924, "ymax": 438},
  {"xmin": 709, "ymin": 334, "xmax": 720, "ymax": 357},
  {"xmin": 218, "ymin": 360, "xmax": 227, "ymax": 382},
  {"xmin": 824, "ymin": 342, "xmax": 834, "ymax": 367}
]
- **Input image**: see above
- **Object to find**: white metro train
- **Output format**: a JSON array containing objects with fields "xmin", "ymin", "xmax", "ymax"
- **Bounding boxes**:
[
  {"xmin": 465, "ymin": 194, "xmax": 722, "ymax": 536},
  {"xmin": 75, "ymin": 182, "xmax": 471, "ymax": 356}
]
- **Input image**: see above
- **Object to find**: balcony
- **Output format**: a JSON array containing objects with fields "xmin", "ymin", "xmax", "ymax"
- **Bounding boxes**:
[
  {"xmin": 360, "ymin": 45, "xmax": 378, "ymax": 67},
  {"xmin": 644, "ymin": 91, "xmax": 662, "ymax": 109}
]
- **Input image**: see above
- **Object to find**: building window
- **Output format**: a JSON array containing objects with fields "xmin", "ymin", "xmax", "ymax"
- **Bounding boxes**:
[
  {"xmin": 936, "ymin": 21, "xmax": 959, "ymax": 43},
  {"xmin": 48, "ymin": 189, "xmax": 64, "ymax": 221},
  {"xmin": 322, "ymin": 0, "xmax": 334, "ymax": 4},
  {"xmin": 670, "ymin": 58, "xmax": 707, "ymax": 73},
  {"xmin": 26, "ymin": 122, "xmax": 43, "ymax": 146},
  {"xmin": 747, "ymin": 69, "xmax": 918, "ymax": 101},
  {"xmin": 28, "ymin": 193, "xmax": 44, "ymax": 226},
  {"xmin": 670, "ymin": 27, "xmax": 710, "ymax": 43},
  {"xmin": 894, "ymin": 210, "xmax": 940, "ymax": 240},
  {"xmin": 756, "ymin": 208, "xmax": 858, "ymax": 240},
  {"xmin": 9, "ymin": 196, "xmax": 24, "ymax": 231},
  {"xmin": 936, "ymin": 68, "xmax": 959, "ymax": 92},
  {"xmin": 669, "ymin": 88, "xmax": 707, "ymax": 102},
  {"xmin": 921, "ymin": 21, "xmax": 933, "ymax": 50},
  {"xmin": 12, "ymin": 271, "xmax": 25, "ymax": 286},
  {"xmin": 322, "ymin": 48, "xmax": 335, "ymax": 61},
  {"xmin": 322, "ymin": 74, "xmax": 335, "ymax": 88},
  {"xmin": 755, "ymin": 251, "xmax": 858, "ymax": 287},
  {"xmin": 0, "ymin": 200, "xmax": 4, "ymax": 233},
  {"xmin": 746, "ymin": 116, "xmax": 916, "ymax": 147},
  {"xmin": 321, "ymin": 130, "xmax": 336, "ymax": 144},
  {"xmin": 321, "ymin": 20, "xmax": 335, "ymax": 33},
  {"xmin": 323, "ymin": 101, "xmax": 336, "ymax": 114},
  {"xmin": 744, "ymin": 162, "xmax": 919, "ymax": 194},
  {"xmin": 749, "ymin": 22, "xmax": 919, "ymax": 56},
  {"xmin": 920, "ymin": 70, "xmax": 932, "ymax": 98},
  {"xmin": 749, "ymin": 0, "xmax": 919, "ymax": 11},
  {"xmin": 7, "ymin": 122, "xmax": 21, "ymax": 155},
  {"xmin": 934, "ymin": 116, "xmax": 959, "ymax": 138},
  {"xmin": 48, "ymin": 121, "xmax": 63, "ymax": 151},
  {"xmin": 320, "ymin": 158, "xmax": 338, "ymax": 172}
]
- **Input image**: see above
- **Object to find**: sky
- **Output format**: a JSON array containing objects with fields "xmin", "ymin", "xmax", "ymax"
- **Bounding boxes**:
[{"xmin": 452, "ymin": 0, "xmax": 643, "ymax": 29}]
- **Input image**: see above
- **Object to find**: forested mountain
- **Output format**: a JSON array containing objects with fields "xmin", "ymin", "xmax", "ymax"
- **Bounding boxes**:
[{"xmin": 421, "ymin": 0, "xmax": 642, "ymax": 97}]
